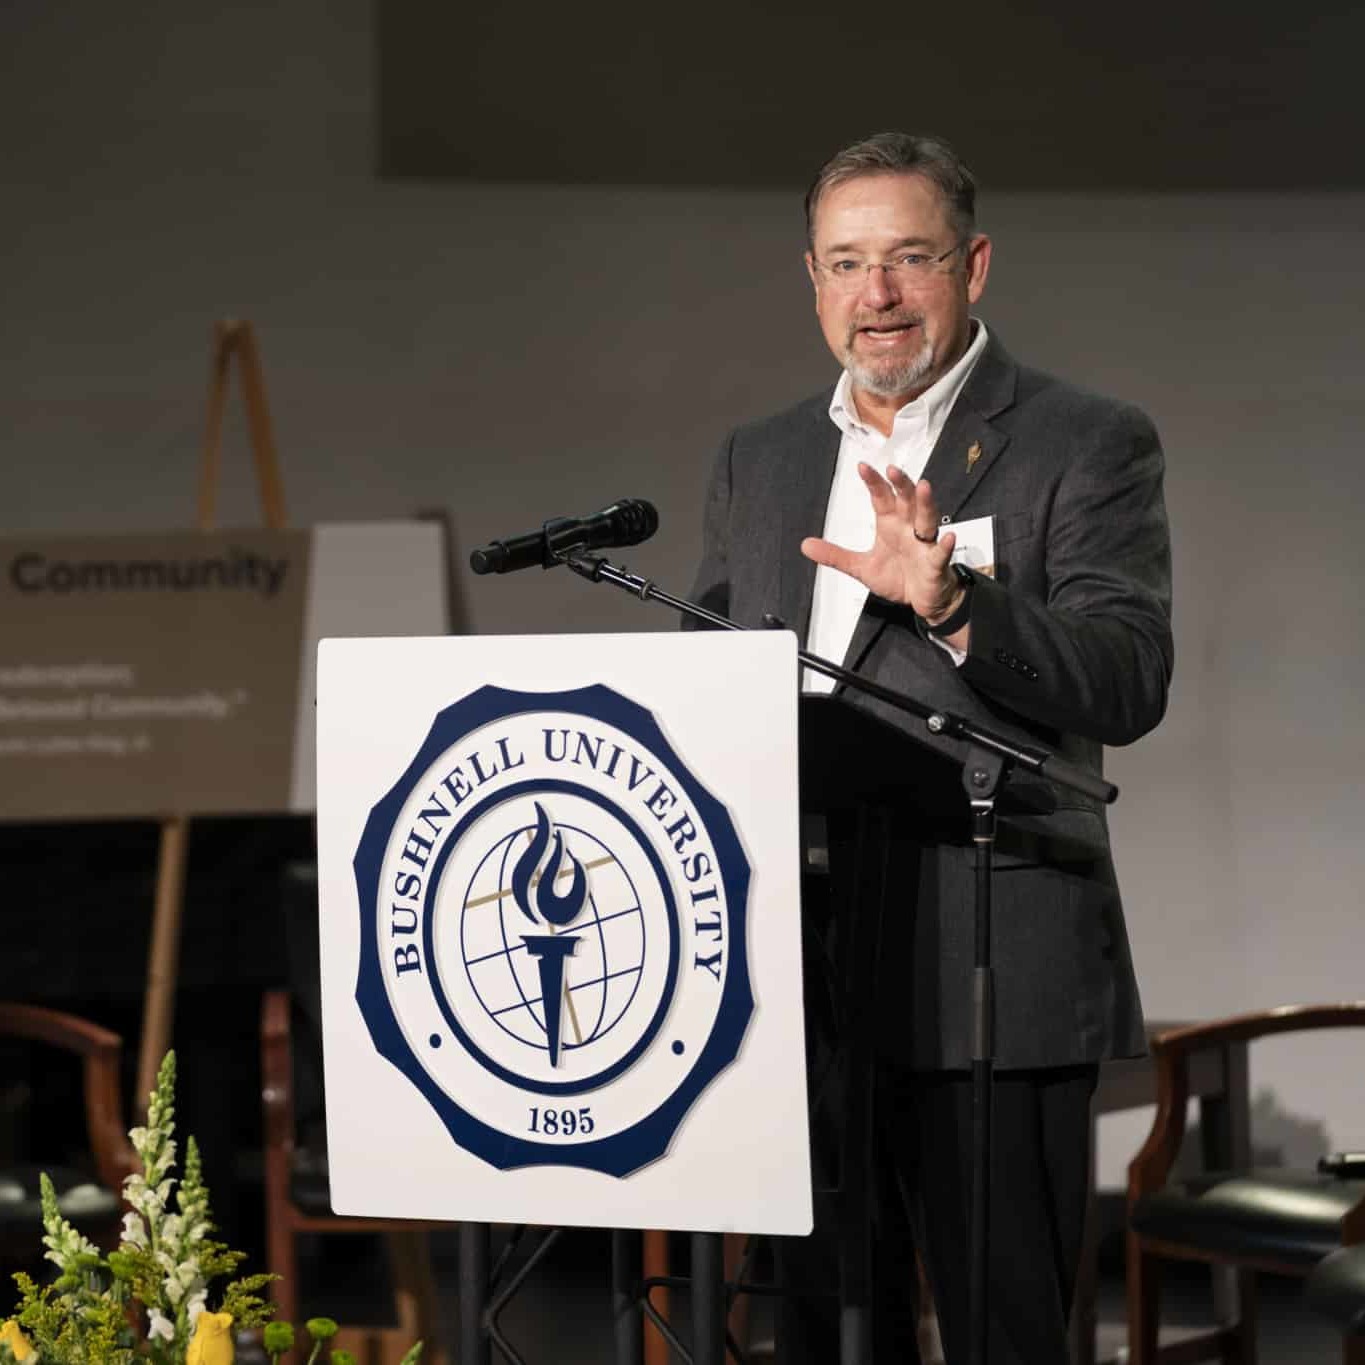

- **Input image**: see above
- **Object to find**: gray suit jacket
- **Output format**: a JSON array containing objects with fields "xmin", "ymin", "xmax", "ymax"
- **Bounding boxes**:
[{"xmin": 690, "ymin": 331, "xmax": 1173, "ymax": 1069}]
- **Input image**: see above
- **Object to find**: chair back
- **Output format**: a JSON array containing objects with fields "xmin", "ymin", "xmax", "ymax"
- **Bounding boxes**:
[{"xmin": 0, "ymin": 1003, "xmax": 134, "ymax": 1192}]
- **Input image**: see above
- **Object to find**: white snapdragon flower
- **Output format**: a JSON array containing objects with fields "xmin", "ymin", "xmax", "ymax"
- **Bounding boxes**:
[
  {"xmin": 38, "ymin": 1175, "xmax": 100, "ymax": 1276},
  {"xmin": 122, "ymin": 1175, "xmax": 151, "ymax": 1215},
  {"xmin": 147, "ymin": 1309, "xmax": 175, "ymax": 1342},
  {"xmin": 161, "ymin": 1256, "xmax": 204, "ymax": 1309}
]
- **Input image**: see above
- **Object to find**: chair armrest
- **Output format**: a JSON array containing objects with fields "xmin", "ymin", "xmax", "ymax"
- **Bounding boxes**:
[
  {"xmin": 85, "ymin": 1050, "xmax": 137, "ymax": 1192},
  {"xmin": 1127, "ymin": 1003, "xmax": 1365, "ymax": 1209},
  {"xmin": 1151, "ymin": 1003, "xmax": 1365, "ymax": 1057},
  {"xmin": 261, "ymin": 989, "xmax": 296, "ymax": 1158},
  {"xmin": 1127, "ymin": 1035, "xmax": 1193, "ymax": 1203},
  {"xmin": 0, "ymin": 1003, "xmax": 136, "ymax": 1191},
  {"xmin": 0, "ymin": 1003, "xmax": 121, "ymax": 1056}
]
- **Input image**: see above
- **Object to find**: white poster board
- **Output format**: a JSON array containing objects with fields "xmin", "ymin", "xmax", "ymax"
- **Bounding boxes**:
[
  {"xmin": 316, "ymin": 630, "xmax": 812, "ymax": 1235},
  {"xmin": 0, "ymin": 521, "xmax": 447, "ymax": 819}
]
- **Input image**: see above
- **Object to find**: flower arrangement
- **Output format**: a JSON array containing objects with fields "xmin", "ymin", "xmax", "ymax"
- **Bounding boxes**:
[{"xmin": 0, "ymin": 1053, "xmax": 420, "ymax": 1365}]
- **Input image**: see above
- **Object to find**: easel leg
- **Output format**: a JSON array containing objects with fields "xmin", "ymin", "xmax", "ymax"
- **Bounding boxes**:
[
  {"xmin": 137, "ymin": 815, "xmax": 190, "ymax": 1109},
  {"xmin": 387, "ymin": 1229, "xmax": 444, "ymax": 1365}
]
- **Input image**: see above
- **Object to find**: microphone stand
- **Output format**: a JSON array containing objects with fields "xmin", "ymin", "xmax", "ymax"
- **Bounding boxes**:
[
  {"xmin": 552, "ymin": 547, "xmax": 1117, "ymax": 1365},
  {"xmin": 555, "ymin": 549, "xmax": 1115, "ymax": 803}
]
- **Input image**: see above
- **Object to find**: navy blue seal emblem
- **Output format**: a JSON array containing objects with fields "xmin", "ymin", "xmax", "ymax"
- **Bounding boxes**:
[{"xmin": 352, "ymin": 684, "xmax": 752, "ymax": 1176}]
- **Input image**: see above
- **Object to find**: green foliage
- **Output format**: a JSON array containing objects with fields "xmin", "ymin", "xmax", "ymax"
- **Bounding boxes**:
[
  {"xmin": 4, "ymin": 1049, "xmax": 421, "ymax": 1362},
  {"xmin": 214, "ymin": 1275, "xmax": 275, "ymax": 1333},
  {"xmin": 9, "ymin": 1270, "xmax": 137, "ymax": 1365},
  {"xmin": 262, "ymin": 1320, "xmax": 295, "ymax": 1357},
  {"xmin": 301, "ymin": 1316, "xmax": 340, "ymax": 1365},
  {"xmin": 3, "ymin": 1049, "xmax": 277, "ymax": 1364}
]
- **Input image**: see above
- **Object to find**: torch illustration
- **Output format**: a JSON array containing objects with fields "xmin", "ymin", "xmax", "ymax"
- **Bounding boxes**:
[{"xmin": 511, "ymin": 802, "xmax": 589, "ymax": 1067}]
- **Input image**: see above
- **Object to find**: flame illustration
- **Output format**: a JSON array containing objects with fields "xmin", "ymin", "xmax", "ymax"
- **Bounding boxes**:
[{"xmin": 511, "ymin": 802, "xmax": 588, "ymax": 928}]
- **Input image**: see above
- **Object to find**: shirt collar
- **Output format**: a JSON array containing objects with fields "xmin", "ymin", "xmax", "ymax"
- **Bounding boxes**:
[{"xmin": 828, "ymin": 319, "xmax": 990, "ymax": 440}]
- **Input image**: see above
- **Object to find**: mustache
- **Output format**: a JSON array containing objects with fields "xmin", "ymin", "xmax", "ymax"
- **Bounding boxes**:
[{"xmin": 848, "ymin": 311, "xmax": 925, "ymax": 333}]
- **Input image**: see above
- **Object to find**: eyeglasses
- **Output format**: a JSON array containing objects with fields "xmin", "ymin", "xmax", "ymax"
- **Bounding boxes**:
[{"xmin": 811, "ymin": 242, "xmax": 966, "ymax": 292}]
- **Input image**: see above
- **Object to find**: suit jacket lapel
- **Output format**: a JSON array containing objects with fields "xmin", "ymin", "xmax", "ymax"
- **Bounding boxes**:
[
  {"xmin": 779, "ymin": 402, "xmax": 840, "ymax": 640},
  {"xmin": 916, "ymin": 331, "xmax": 1017, "ymax": 523}
]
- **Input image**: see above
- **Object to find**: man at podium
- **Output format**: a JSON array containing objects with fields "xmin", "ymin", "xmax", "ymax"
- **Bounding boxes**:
[{"xmin": 690, "ymin": 132, "xmax": 1173, "ymax": 1364}]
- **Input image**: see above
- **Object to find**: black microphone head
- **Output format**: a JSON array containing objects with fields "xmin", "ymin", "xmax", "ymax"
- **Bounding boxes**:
[
  {"xmin": 606, "ymin": 498, "xmax": 659, "ymax": 546},
  {"xmin": 468, "ymin": 543, "xmax": 503, "ymax": 575}
]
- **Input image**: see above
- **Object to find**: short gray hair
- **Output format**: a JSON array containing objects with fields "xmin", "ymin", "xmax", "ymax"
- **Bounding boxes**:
[{"xmin": 804, "ymin": 132, "xmax": 978, "ymax": 248}]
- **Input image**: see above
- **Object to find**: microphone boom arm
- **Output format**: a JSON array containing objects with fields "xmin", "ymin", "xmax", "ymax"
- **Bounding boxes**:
[{"xmin": 555, "ymin": 548, "xmax": 1117, "ymax": 806}]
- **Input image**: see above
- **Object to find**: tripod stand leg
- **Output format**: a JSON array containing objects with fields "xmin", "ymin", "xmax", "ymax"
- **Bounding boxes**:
[
  {"xmin": 966, "ymin": 758, "xmax": 1002, "ymax": 1365},
  {"xmin": 836, "ymin": 805, "xmax": 889, "ymax": 1365},
  {"xmin": 691, "ymin": 1232, "xmax": 725, "ymax": 1365},
  {"xmin": 458, "ymin": 1221, "xmax": 490, "ymax": 1365},
  {"xmin": 840, "ymin": 1304, "xmax": 873, "ymax": 1363},
  {"xmin": 838, "ymin": 1107, "xmax": 873, "ymax": 1365},
  {"xmin": 612, "ymin": 1229, "xmax": 644, "ymax": 1364}
]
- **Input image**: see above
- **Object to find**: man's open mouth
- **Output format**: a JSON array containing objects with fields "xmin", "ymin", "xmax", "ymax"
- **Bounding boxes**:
[{"xmin": 857, "ymin": 322, "xmax": 919, "ymax": 340}]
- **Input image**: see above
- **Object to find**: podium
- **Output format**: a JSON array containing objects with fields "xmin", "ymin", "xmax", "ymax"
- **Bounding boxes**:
[
  {"xmin": 587, "ymin": 694, "xmax": 984, "ymax": 1364},
  {"xmin": 315, "ymin": 630, "xmax": 814, "ymax": 1359},
  {"xmin": 775, "ymin": 696, "xmax": 972, "ymax": 1361},
  {"xmin": 315, "ymin": 614, "xmax": 1107, "ymax": 1362}
]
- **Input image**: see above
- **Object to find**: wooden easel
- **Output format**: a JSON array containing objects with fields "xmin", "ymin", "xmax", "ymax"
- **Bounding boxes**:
[
  {"xmin": 139, "ymin": 325, "xmax": 444, "ymax": 1362},
  {"xmin": 135, "ymin": 318, "xmax": 288, "ymax": 1106}
]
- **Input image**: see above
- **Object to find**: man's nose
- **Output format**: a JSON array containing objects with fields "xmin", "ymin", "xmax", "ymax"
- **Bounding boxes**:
[{"xmin": 860, "ymin": 263, "xmax": 900, "ymax": 307}]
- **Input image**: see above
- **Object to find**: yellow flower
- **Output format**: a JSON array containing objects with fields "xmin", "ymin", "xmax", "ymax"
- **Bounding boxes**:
[
  {"xmin": 0, "ymin": 1320, "xmax": 33, "ymax": 1361},
  {"xmin": 187, "ymin": 1311, "xmax": 235, "ymax": 1365}
]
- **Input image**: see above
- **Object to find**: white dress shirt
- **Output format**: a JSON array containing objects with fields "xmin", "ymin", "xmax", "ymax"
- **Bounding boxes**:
[{"xmin": 804, "ymin": 321, "xmax": 989, "ymax": 693}]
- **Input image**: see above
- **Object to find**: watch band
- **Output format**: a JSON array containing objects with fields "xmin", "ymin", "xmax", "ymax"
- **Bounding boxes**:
[{"xmin": 924, "ymin": 565, "xmax": 975, "ymax": 636}]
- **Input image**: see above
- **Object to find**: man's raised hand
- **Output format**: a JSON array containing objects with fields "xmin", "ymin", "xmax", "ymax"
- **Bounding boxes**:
[{"xmin": 800, "ymin": 464, "xmax": 964, "ymax": 625}]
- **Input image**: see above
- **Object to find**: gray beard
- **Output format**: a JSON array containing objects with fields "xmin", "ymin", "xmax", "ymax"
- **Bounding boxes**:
[{"xmin": 844, "ymin": 334, "xmax": 936, "ymax": 399}]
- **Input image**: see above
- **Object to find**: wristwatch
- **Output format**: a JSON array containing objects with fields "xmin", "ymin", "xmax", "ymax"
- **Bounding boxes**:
[{"xmin": 924, "ymin": 564, "xmax": 975, "ymax": 636}]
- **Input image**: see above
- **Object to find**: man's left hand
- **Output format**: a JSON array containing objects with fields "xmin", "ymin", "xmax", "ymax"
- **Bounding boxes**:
[{"xmin": 801, "ymin": 463, "xmax": 969, "ymax": 642}]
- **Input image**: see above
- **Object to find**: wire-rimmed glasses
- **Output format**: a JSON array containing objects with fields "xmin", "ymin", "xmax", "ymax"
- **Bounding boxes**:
[{"xmin": 811, "ymin": 242, "xmax": 966, "ymax": 292}]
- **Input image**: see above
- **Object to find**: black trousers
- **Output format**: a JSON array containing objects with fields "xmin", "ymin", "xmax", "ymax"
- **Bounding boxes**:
[{"xmin": 775, "ymin": 1061, "xmax": 1098, "ymax": 1365}]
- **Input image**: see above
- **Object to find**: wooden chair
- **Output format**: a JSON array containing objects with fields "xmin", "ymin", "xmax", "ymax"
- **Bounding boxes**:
[
  {"xmin": 1126, "ymin": 1003, "xmax": 1365, "ymax": 1365},
  {"xmin": 260, "ymin": 989, "xmax": 445, "ymax": 1365},
  {"xmin": 0, "ymin": 1003, "xmax": 136, "ymax": 1257}
]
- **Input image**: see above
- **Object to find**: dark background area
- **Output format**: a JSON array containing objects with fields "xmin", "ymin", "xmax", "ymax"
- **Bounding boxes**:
[
  {"xmin": 0, "ymin": 817, "xmax": 314, "ymax": 1265},
  {"xmin": 380, "ymin": 1, "xmax": 1364, "ymax": 190}
]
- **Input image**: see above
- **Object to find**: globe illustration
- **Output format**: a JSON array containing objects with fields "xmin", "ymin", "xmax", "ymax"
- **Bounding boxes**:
[{"xmin": 458, "ymin": 818, "xmax": 647, "ymax": 1058}]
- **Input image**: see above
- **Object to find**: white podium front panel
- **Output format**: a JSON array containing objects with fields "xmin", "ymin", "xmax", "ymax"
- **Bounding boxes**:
[{"xmin": 316, "ymin": 631, "xmax": 812, "ymax": 1235}]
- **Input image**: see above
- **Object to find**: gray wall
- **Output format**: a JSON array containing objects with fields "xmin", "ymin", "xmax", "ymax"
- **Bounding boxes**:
[{"xmin": 4, "ymin": 1, "xmax": 1364, "ymax": 1180}]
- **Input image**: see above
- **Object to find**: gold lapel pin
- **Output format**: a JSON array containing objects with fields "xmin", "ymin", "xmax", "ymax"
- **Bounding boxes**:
[{"xmin": 966, "ymin": 441, "xmax": 982, "ymax": 472}]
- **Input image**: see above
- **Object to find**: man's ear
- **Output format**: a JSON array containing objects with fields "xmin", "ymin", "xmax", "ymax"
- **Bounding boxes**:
[
  {"xmin": 804, "ymin": 252, "xmax": 821, "ymax": 307},
  {"xmin": 965, "ymin": 235, "xmax": 992, "ymax": 305}
]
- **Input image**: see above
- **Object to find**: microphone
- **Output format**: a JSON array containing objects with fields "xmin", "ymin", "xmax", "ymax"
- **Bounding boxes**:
[{"xmin": 469, "ymin": 498, "xmax": 659, "ymax": 575}]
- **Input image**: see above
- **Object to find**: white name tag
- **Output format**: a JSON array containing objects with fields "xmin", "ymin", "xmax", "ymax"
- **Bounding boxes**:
[{"xmin": 942, "ymin": 514, "xmax": 996, "ymax": 579}]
